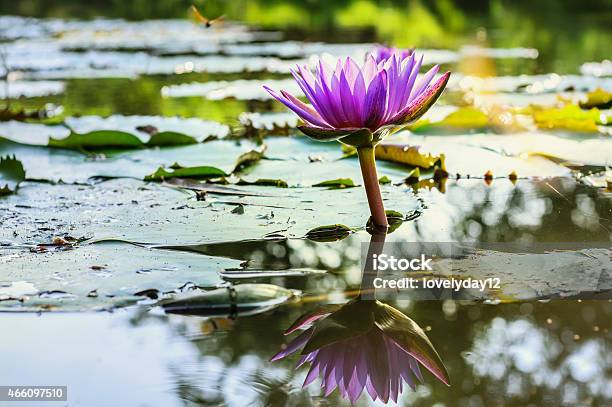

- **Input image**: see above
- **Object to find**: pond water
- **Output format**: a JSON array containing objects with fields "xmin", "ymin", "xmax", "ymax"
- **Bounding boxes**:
[{"xmin": 0, "ymin": 2, "xmax": 611, "ymax": 406}]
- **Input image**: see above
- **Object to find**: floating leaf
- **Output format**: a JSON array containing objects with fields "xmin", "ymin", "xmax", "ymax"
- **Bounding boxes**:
[
  {"xmin": 378, "ymin": 176, "xmax": 392, "ymax": 185},
  {"xmin": 313, "ymin": 178, "xmax": 358, "ymax": 189},
  {"xmin": 579, "ymin": 88, "xmax": 612, "ymax": 109},
  {"xmin": 0, "ymin": 155, "xmax": 26, "ymax": 196},
  {"xmin": 232, "ymin": 148, "xmax": 266, "ymax": 173},
  {"xmin": 305, "ymin": 224, "xmax": 352, "ymax": 242},
  {"xmin": 406, "ymin": 167, "xmax": 421, "ymax": 183},
  {"xmin": 375, "ymin": 143, "xmax": 445, "ymax": 170},
  {"xmin": 430, "ymin": 107, "xmax": 488, "ymax": 128},
  {"xmin": 366, "ymin": 210, "xmax": 404, "ymax": 234},
  {"xmin": 48, "ymin": 130, "xmax": 144, "ymax": 150},
  {"xmin": 236, "ymin": 178, "xmax": 288, "ymax": 188},
  {"xmin": 144, "ymin": 164, "xmax": 227, "ymax": 181},
  {"xmin": 146, "ymin": 132, "xmax": 198, "ymax": 147},
  {"xmin": 160, "ymin": 284, "xmax": 297, "ymax": 317},
  {"xmin": 530, "ymin": 105, "xmax": 605, "ymax": 132}
]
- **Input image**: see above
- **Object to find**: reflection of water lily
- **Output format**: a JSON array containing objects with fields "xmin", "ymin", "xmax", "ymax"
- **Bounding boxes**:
[
  {"xmin": 271, "ymin": 300, "xmax": 450, "ymax": 404},
  {"xmin": 264, "ymin": 52, "xmax": 450, "ymax": 229}
]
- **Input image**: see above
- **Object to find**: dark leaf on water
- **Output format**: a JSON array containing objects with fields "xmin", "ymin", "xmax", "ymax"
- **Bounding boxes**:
[
  {"xmin": 367, "ymin": 210, "xmax": 404, "ymax": 234},
  {"xmin": 305, "ymin": 224, "xmax": 352, "ymax": 242},
  {"xmin": 0, "ymin": 155, "xmax": 26, "ymax": 196},
  {"xmin": 232, "ymin": 148, "xmax": 267, "ymax": 173},
  {"xmin": 237, "ymin": 178, "xmax": 288, "ymax": 188}
]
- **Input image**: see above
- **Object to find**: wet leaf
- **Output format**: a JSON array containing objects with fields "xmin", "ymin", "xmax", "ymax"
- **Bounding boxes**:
[
  {"xmin": 375, "ymin": 143, "xmax": 445, "ymax": 170},
  {"xmin": 0, "ymin": 155, "xmax": 26, "ymax": 195},
  {"xmin": 530, "ymin": 105, "xmax": 606, "ymax": 132},
  {"xmin": 366, "ymin": 210, "xmax": 404, "ymax": 234},
  {"xmin": 236, "ymin": 178, "xmax": 288, "ymax": 188},
  {"xmin": 232, "ymin": 148, "xmax": 266, "ymax": 173},
  {"xmin": 312, "ymin": 178, "xmax": 358, "ymax": 189},
  {"xmin": 160, "ymin": 283, "xmax": 297, "ymax": 317},
  {"xmin": 378, "ymin": 176, "xmax": 392, "ymax": 185},
  {"xmin": 146, "ymin": 131, "xmax": 199, "ymax": 147},
  {"xmin": 144, "ymin": 164, "xmax": 227, "ymax": 181},
  {"xmin": 579, "ymin": 88, "xmax": 612, "ymax": 109},
  {"xmin": 305, "ymin": 224, "xmax": 352, "ymax": 242}
]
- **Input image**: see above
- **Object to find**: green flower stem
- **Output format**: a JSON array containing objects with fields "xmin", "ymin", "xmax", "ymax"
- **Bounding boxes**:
[{"xmin": 357, "ymin": 146, "xmax": 389, "ymax": 230}]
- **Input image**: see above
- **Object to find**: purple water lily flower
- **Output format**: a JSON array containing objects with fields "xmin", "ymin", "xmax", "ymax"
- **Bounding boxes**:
[
  {"xmin": 263, "ymin": 51, "xmax": 450, "ymax": 230},
  {"xmin": 372, "ymin": 45, "xmax": 414, "ymax": 64},
  {"xmin": 263, "ymin": 51, "xmax": 449, "ymax": 141},
  {"xmin": 271, "ymin": 300, "xmax": 450, "ymax": 404}
]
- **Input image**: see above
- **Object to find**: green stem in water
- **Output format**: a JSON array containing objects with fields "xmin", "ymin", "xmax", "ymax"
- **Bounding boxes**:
[{"xmin": 357, "ymin": 146, "xmax": 388, "ymax": 230}]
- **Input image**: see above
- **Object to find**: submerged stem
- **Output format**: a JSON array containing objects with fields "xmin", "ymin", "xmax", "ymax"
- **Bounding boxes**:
[{"xmin": 357, "ymin": 146, "xmax": 388, "ymax": 230}]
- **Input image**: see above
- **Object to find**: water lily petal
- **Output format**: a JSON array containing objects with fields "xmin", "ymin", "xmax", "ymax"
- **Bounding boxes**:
[
  {"xmin": 270, "ymin": 327, "xmax": 314, "ymax": 361},
  {"xmin": 409, "ymin": 64, "xmax": 440, "ymax": 103},
  {"xmin": 391, "ymin": 71, "xmax": 451, "ymax": 126}
]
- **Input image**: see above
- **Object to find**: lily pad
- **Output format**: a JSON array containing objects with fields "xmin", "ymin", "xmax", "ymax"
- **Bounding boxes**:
[
  {"xmin": 0, "ymin": 241, "xmax": 235, "ymax": 311},
  {"xmin": 0, "ymin": 116, "xmax": 230, "ymax": 148},
  {"xmin": 305, "ymin": 224, "xmax": 352, "ymax": 242},
  {"xmin": 144, "ymin": 165, "xmax": 228, "ymax": 181},
  {"xmin": 312, "ymin": 178, "xmax": 358, "ymax": 189}
]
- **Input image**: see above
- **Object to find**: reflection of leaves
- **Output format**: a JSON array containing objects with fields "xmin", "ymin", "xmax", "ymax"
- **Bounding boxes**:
[
  {"xmin": 580, "ymin": 88, "xmax": 612, "ymax": 109},
  {"xmin": 312, "ymin": 178, "xmax": 357, "ymax": 189},
  {"xmin": 144, "ymin": 164, "xmax": 227, "ymax": 181},
  {"xmin": 236, "ymin": 178, "xmax": 288, "ymax": 188},
  {"xmin": 0, "ymin": 155, "xmax": 26, "ymax": 195},
  {"xmin": 160, "ymin": 284, "xmax": 297, "ymax": 317},
  {"xmin": 305, "ymin": 224, "xmax": 352, "ymax": 242}
]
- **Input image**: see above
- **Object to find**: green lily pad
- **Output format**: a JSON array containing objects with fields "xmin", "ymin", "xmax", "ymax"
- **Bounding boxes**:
[
  {"xmin": 49, "ymin": 130, "xmax": 145, "ymax": 150},
  {"xmin": 144, "ymin": 165, "xmax": 228, "ymax": 181},
  {"xmin": 313, "ymin": 178, "xmax": 358, "ymax": 189},
  {"xmin": 0, "ymin": 155, "xmax": 26, "ymax": 196},
  {"xmin": 379, "ymin": 176, "xmax": 392, "ymax": 185}
]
